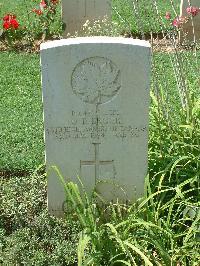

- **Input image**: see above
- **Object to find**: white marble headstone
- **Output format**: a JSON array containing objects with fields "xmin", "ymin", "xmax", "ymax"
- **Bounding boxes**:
[
  {"xmin": 180, "ymin": 0, "xmax": 200, "ymax": 42},
  {"xmin": 62, "ymin": 0, "xmax": 111, "ymax": 36},
  {"xmin": 40, "ymin": 37, "xmax": 151, "ymax": 217}
]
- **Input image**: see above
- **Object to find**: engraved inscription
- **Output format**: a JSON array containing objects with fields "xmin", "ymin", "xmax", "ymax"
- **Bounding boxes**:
[
  {"xmin": 71, "ymin": 57, "xmax": 121, "ymax": 104},
  {"xmin": 46, "ymin": 110, "xmax": 147, "ymax": 141}
]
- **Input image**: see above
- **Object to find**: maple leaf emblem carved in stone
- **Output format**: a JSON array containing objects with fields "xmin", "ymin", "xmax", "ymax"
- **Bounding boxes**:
[{"xmin": 71, "ymin": 57, "xmax": 121, "ymax": 105}]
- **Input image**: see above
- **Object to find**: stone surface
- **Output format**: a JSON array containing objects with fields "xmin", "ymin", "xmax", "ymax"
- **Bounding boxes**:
[
  {"xmin": 180, "ymin": 0, "xmax": 200, "ymax": 42},
  {"xmin": 40, "ymin": 37, "xmax": 151, "ymax": 217},
  {"xmin": 62, "ymin": 0, "xmax": 111, "ymax": 36}
]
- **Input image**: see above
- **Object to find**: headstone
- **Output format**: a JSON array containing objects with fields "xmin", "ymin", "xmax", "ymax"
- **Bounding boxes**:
[
  {"xmin": 62, "ymin": 0, "xmax": 111, "ymax": 37},
  {"xmin": 40, "ymin": 37, "xmax": 151, "ymax": 217},
  {"xmin": 180, "ymin": 0, "xmax": 200, "ymax": 43}
]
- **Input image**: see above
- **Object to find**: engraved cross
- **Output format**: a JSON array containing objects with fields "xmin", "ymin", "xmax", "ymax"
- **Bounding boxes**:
[{"xmin": 80, "ymin": 142, "xmax": 115, "ymax": 182}]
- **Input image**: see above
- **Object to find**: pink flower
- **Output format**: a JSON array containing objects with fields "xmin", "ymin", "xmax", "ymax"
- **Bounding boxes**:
[
  {"xmin": 40, "ymin": 0, "xmax": 47, "ymax": 10},
  {"xmin": 172, "ymin": 16, "xmax": 188, "ymax": 28},
  {"xmin": 186, "ymin": 6, "xmax": 200, "ymax": 17},
  {"xmin": 172, "ymin": 17, "xmax": 181, "ymax": 27},
  {"xmin": 165, "ymin": 12, "xmax": 171, "ymax": 20}
]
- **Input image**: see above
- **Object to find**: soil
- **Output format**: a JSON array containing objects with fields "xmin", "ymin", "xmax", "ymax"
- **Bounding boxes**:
[
  {"xmin": 0, "ymin": 169, "xmax": 45, "ymax": 179},
  {"xmin": 0, "ymin": 32, "xmax": 199, "ymax": 53}
]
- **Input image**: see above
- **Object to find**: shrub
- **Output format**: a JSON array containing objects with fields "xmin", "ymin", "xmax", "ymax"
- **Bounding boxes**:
[{"xmin": 0, "ymin": 170, "xmax": 80, "ymax": 265}]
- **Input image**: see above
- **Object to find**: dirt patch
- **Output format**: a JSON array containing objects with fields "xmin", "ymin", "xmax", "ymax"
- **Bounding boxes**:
[
  {"xmin": 1, "ymin": 32, "xmax": 199, "ymax": 53},
  {"xmin": 0, "ymin": 169, "xmax": 45, "ymax": 179},
  {"xmin": 0, "ymin": 170, "xmax": 31, "ymax": 178}
]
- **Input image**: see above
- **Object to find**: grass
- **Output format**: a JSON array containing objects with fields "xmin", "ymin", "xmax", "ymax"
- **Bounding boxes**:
[{"xmin": 0, "ymin": 52, "xmax": 44, "ymax": 171}]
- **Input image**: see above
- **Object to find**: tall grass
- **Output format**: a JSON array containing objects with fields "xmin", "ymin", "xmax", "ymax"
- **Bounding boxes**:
[{"xmin": 54, "ymin": 167, "xmax": 199, "ymax": 265}]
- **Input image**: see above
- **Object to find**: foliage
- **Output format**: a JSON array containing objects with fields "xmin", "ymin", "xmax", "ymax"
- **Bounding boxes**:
[
  {"xmin": 0, "ymin": 169, "xmax": 80, "ymax": 265},
  {"xmin": 112, "ymin": 0, "xmax": 180, "ymax": 35},
  {"xmin": 0, "ymin": 0, "xmax": 181, "ymax": 49},
  {"xmin": 149, "ymin": 51, "xmax": 200, "ymax": 188},
  {"xmin": 54, "ymin": 167, "xmax": 199, "ymax": 266},
  {"xmin": 29, "ymin": 0, "xmax": 62, "ymax": 40}
]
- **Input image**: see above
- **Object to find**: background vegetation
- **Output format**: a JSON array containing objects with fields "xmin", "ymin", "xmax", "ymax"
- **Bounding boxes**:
[{"xmin": 0, "ymin": 0, "xmax": 180, "ymax": 44}]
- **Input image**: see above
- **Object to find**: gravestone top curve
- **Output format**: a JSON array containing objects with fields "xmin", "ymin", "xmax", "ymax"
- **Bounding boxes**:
[{"xmin": 40, "ymin": 37, "xmax": 151, "ymax": 50}]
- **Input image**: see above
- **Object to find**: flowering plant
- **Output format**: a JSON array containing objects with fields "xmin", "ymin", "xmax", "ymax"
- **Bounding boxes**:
[
  {"xmin": 0, "ymin": 0, "xmax": 61, "ymax": 50},
  {"xmin": 30, "ymin": 0, "xmax": 61, "ymax": 40},
  {"xmin": 3, "ymin": 14, "xmax": 19, "ymax": 30},
  {"xmin": 1, "ymin": 13, "xmax": 23, "ymax": 47},
  {"xmin": 165, "ymin": 6, "xmax": 200, "ymax": 29}
]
